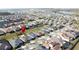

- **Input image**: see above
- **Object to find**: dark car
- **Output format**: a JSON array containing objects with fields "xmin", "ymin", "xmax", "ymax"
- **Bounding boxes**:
[
  {"xmin": 0, "ymin": 20, "xmax": 7, "ymax": 28},
  {"xmin": 76, "ymin": 32, "xmax": 79, "ymax": 38},
  {"xmin": 9, "ymin": 38, "xmax": 24, "ymax": 49},
  {"xmin": 0, "ymin": 39, "xmax": 13, "ymax": 50},
  {"xmin": 61, "ymin": 42, "xmax": 70, "ymax": 49},
  {"xmin": 15, "ymin": 39, "xmax": 24, "ymax": 48}
]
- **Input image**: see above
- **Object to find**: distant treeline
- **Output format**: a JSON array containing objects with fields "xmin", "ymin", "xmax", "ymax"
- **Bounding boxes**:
[{"xmin": 0, "ymin": 12, "xmax": 14, "ymax": 15}]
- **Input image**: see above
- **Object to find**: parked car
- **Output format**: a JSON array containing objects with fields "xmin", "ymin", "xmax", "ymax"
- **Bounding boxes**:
[
  {"xmin": 49, "ymin": 41, "xmax": 61, "ymax": 50},
  {"xmin": 30, "ymin": 33, "xmax": 38, "ymax": 38},
  {"xmin": 61, "ymin": 41, "xmax": 71, "ymax": 49},
  {"xmin": 9, "ymin": 38, "xmax": 24, "ymax": 49},
  {"xmin": 27, "ymin": 34, "xmax": 35, "ymax": 41},
  {"xmin": 0, "ymin": 39, "xmax": 13, "ymax": 50},
  {"xmin": 76, "ymin": 32, "xmax": 79, "ymax": 38},
  {"xmin": 34, "ymin": 33, "xmax": 41, "ymax": 37},
  {"xmin": 37, "ymin": 31, "xmax": 45, "ymax": 36},
  {"xmin": 0, "ymin": 20, "xmax": 7, "ymax": 28},
  {"xmin": 58, "ymin": 32, "xmax": 70, "ymax": 42},
  {"xmin": 62, "ymin": 32, "xmax": 75, "ymax": 41},
  {"xmin": 8, "ymin": 26, "xmax": 15, "ymax": 33},
  {"xmin": 42, "ymin": 29, "xmax": 50, "ymax": 33},
  {"xmin": 65, "ymin": 29, "xmax": 77, "ymax": 39},
  {"xmin": 19, "ymin": 35, "xmax": 27, "ymax": 43},
  {"xmin": 66, "ymin": 29, "xmax": 79, "ymax": 38}
]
